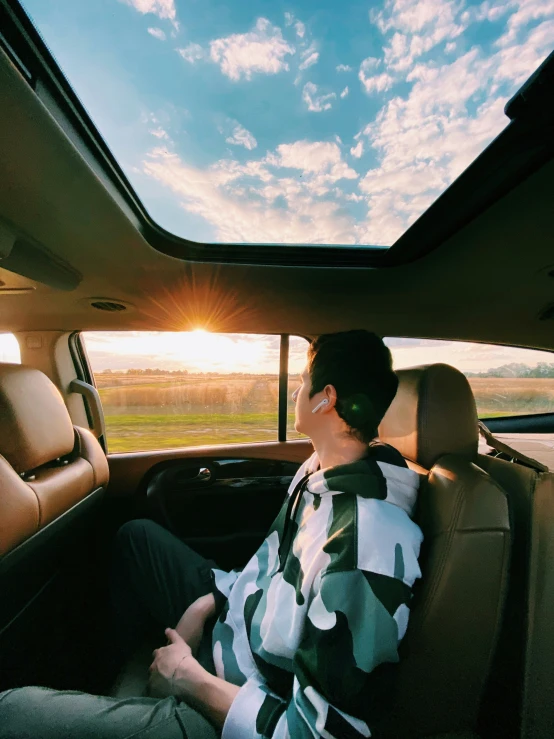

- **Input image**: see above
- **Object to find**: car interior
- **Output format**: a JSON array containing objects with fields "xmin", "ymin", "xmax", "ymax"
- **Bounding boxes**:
[{"xmin": 0, "ymin": 1, "xmax": 553, "ymax": 738}]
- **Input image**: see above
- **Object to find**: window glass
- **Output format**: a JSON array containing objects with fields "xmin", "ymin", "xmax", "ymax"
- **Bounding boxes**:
[
  {"xmin": 0, "ymin": 333, "xmax": 21, "ymax": 363},
  {"xmin": 386, "ymin": 338, "xmax": 554, "ymax": 418},
  {"xmin": 22, "ymin": 0, "xmax": 547, "ymax": 248},
  {"xmin": 83, "ymin": 331, "xmax": 280, "ymax": 452},
  {"xmin": 287, "ymin": 336, "xmax": 310, "ymax": 440}
]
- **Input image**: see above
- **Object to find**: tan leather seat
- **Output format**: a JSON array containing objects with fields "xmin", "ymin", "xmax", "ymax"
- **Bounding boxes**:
[
  {"xmin": 0, "ymin": 363, "xmax": 109, "ymax": 559},
  {"xmin": 0, "ymin": 363, "xmax": 110, "ymax": 691},
  {"xmin": 376, "ymin": 363, "xmax": 511, "ymax": 738}
]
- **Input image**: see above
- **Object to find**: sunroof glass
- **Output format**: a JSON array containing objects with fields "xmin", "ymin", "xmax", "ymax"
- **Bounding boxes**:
[{"xmin": 21, "ymin": 0, "xmax": 554, "ymax": 247}]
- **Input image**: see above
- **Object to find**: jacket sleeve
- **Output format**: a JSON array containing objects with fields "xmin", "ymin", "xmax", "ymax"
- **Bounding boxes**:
[
  {"xmin": 222, "ymin": 568, "xmax": 411, "ymax": 739},
  {"xmin": 210, "ymin": 568, "xmax": 242, "ymax": 615}
]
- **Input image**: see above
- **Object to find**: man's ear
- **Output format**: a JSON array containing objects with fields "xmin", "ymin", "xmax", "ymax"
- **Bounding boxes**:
[{"xmin": 324, "ymin": 384, "xmax": 337, "ymax": 410}]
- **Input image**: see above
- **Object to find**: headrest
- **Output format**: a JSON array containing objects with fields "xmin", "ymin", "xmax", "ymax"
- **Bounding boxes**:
[
  {"xmin": 0, "ymin": 364, "xmax": 75, "ymax": 473},
  {"xmin": 379, "ymin": 363, "xmax": 479, "ymax": 470}
]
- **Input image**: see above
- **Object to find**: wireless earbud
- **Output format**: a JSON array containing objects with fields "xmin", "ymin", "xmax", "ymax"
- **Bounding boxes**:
[{"xmin": 312, "ymin": 398, "xmax": 329, "ymax": 414}]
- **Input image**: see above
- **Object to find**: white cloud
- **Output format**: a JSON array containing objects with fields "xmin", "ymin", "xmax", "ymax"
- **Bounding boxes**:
[
  {"xmin": 496, "ymin": 0, "xmax": 554, "ymax": 47},
  {"xmin": 373, "ymin": 0, "xmax": 467, "ymax": 72},
  {"xmin": 150, "ymin": 127, "xmax": 170, "ymax": 139},
  {"xmin": 299, "ymin": 50, "xmax": 319, "ymax": 70},
  {"xmin": 284, "ymin": 12, "xmax": 306, "ymax": 37},
  {"xmin": 120, "ymin": 0, "xmax": 177, "ymax": 28},
  {"xmin": 350, "ymin": 141, "xmax": 363, "ymax": 158},
  {"xmin": 355, "ymin": 13, "xmax": 554, "ymax": 245},
  {"xmin": 210, "ymin": 18, "xmax": 295, "ymax": 81},
  {"xmin": 336, "ymin": 64, "xmax": 353, "ymax": 72},
  {"xmin": 340, "ymin": 86, "xmax": 349, "ymax": 98},
  {"xmin": 271, "ymin": 141, "xmax": 358, "ymax": 182},
  {"xmin": 372, "ymin": 0, "xmax": 554, "ymax": 77},
  {"xmin": 147, "ymin": 27, "xmax": 166, "ymax": 41},
  {"xmin": 177, "ymin": 43, "xmax": 205, "ymax": 63},
  {"xmin": 302, "ymin": 82, "xmax": 336, "ymax": 112},
  {"xmin": 359, "ymin": 57, "xmax": 394, "ymax": 93},
  {"xmin": 492, "ymin": 19, "xmax": 554, "ymax": 87},
  {"xmin": 225, "ymin": 123, "xmax": 258, "ymax": 150},
  {"xmin": 142, "ymin": 146, "xmax": 357, "ymax": 244}
]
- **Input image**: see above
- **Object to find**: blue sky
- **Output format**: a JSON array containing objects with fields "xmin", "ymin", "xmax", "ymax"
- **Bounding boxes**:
[{"xmin": 21, "ymin": 0, "xmax": 554, "ymax": 246}]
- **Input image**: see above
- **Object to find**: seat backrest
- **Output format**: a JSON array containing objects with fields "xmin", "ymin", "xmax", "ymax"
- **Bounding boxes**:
[
  {"xmin": 0, "ymin": 363, "xmax": 109, "ymax": 559},
  {"xmin": 376, "ymin": 364, "xmax": 511, "ymax": 738}
]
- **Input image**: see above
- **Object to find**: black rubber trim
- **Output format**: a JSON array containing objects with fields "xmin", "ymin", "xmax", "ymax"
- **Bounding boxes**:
[
  {"xmin": 68, "ymin": 331, "xmax": 94, "ymax": 429},
  {"xmin": 279, "ymin": 334, "xmax": 289, "ymax": 442},
  {"xmin": 69, "ymin": 333, "xmax": 107, "ymax": 452},
  {"xmin": 1, "ymin": 2, "xmax": 553, "ymax": 268},
  {"xmin": 481, "ymin": 412, "xmax": 554, "ymax": 435}
]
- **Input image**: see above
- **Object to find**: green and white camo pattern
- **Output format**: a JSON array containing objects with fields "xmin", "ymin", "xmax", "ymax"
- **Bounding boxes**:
[{"xmin": 211, "ymin": 451, "xmax": 423, "ymax": 739}]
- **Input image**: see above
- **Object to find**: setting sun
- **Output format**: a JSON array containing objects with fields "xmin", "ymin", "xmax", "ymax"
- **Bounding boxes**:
[{"xmin": 84, "ymin": 330, "xmax": 278, "ymax": 374}]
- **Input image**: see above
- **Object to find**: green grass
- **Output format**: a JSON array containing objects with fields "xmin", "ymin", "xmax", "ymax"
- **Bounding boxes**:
[{"xmin": 104, "ymin": 412, "xmax": 286, "ymax": 453}]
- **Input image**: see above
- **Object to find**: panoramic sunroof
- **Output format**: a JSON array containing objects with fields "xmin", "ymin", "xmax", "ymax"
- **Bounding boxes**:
[{"xmin": 21, "ymin": 0, "xmax": 554, "ymax": 247}]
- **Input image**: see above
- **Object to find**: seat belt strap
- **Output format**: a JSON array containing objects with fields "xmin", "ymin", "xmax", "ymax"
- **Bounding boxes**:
[{"xmin": 478, "ymin": 422, "xmax": 549, "ymax": 473}]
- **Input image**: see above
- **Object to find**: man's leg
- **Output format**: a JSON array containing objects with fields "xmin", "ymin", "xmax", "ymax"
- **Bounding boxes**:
[
  {"xmin": 0, "ymin": 687, "xmax": 219, "ymax": 739},
  {"xmin": 110, "ymin": 519, "xmax": 218, "ymax": 667}
]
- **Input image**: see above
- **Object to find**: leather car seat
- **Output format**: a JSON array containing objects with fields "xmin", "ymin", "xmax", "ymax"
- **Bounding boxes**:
[
  {"xmin": 0, "ymin": 359, "xmax": 109, "ymax": 667},
  {"xmin": 0, "ymin": 363, "xmax": 108, "ymax": 561},
  {"xmin": 376, "ymin": 363, "xmax": 511, "ymax": 738}
]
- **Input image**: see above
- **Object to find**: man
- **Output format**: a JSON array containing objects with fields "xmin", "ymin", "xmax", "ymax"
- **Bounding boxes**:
[{"xmin": 0, "ymin": 330, "xmax": 423, "ymax": 738}]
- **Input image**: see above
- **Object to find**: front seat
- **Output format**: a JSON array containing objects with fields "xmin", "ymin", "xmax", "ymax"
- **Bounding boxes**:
[
  {"xmin": 0, "ymin": 363, "xmax": 109, "ymax": 684},
  {"xmin": 376, "ymin": 363, "xmax": 511, "ymax": 739}
]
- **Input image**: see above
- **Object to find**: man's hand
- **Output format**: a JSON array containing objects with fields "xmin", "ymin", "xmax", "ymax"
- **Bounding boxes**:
[
  {"xmin": 149, "ymin": 626, "xmax": 239, "ymax": 728},
  {"xmin": 148, "ymin": 628, "xmax": 195, "ymax": 699},
  {"xmin": 175, "ymin": 594, "xmax": 216, "ymax": 655}
]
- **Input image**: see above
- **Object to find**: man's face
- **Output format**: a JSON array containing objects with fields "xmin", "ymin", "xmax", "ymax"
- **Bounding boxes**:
[{"xmin": 292, "ymin": 367, "xmax": 316, "ymax": 436}]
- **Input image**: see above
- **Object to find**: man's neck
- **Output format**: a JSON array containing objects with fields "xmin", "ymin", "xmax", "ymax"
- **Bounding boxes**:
[{"xmin": 312, "ymin": 433, "xmax": 369, "ymax": 470}]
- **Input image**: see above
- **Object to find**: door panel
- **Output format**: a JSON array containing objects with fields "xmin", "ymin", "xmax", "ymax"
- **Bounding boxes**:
[
  {"xmin": 106, "ymin": 440, "xmax": 313, "ymax": 570},
  {"xmin": 107, "ymin": 440, "xmax": 312, "ymax": 497}
]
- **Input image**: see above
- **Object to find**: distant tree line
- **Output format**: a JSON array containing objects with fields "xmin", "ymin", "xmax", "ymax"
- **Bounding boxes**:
[
  {"xmin": 465, "ymin": 362, "xmax": 554, "ymax": 378},
  {"xmin": 100, "ymin": 368, "xmax": 189, "ymax": 376},
  {"xmin": 98, "ymin": 368, "xmax": 276, "ymax": 377}
]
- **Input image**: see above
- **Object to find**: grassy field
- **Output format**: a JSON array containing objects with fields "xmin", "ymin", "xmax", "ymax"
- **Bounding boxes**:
[
  {"xmin": 95, "ymin": 373, "xmax": 554, "ymax": 452},
  {"xmin": 468, "ymin": 377, "xmax": 554, "ymax": 416}
]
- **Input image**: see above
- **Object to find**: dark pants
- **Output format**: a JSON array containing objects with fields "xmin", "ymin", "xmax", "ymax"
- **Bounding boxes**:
[{"xmin": 0, "ymin": 520, "xmax": 220, "ymax": 738}]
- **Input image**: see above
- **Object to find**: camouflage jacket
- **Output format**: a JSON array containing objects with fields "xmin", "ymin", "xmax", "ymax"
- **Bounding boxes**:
[{"xmin": 211, "ymin": 443, "xmax": 423, "ymax": 738}]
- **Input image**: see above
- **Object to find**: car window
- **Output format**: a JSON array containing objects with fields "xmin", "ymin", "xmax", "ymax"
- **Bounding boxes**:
[
  {"xmin": 82, "ymin": 331, "xmax": 284, "ymax": 452},
  {"xmin": 0, "ymin": 333, "xmax": 21, "ymax": 363},
  {"xmin": 386, "ymin": 338, "xmax": 554, "ymax": 418}
]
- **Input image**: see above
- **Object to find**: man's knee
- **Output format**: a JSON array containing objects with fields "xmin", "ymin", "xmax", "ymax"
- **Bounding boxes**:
[{"xmin": 113, "ymin": 519, "xmax": 166, "ymax": 561}]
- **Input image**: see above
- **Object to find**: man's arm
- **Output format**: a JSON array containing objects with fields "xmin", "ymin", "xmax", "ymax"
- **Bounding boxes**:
[{"xmin": 175, "ymin": 594, "xmax": 216, "ymax": 654}]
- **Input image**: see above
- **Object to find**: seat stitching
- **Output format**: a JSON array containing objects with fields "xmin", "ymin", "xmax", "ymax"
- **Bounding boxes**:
[{"xmin": 417, "ymin": 464, "xmax": 467, "ymax": 624}]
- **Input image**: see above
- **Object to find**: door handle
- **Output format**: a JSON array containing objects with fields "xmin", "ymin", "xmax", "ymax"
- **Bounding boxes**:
[{"xmin": 190, "ymin": 467, "xmax": 212, "ymax": 483}]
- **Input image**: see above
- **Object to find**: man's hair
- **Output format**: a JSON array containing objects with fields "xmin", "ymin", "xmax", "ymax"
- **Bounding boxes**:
[{"xmin": 307, "ymin": 330, "xmax": 398, "ymax": 443}]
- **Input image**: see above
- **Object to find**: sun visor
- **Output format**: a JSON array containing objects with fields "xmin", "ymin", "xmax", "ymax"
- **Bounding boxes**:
[{"xmin": 0, "ymin": 218, "xmax": 81, "ymax": 291}]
